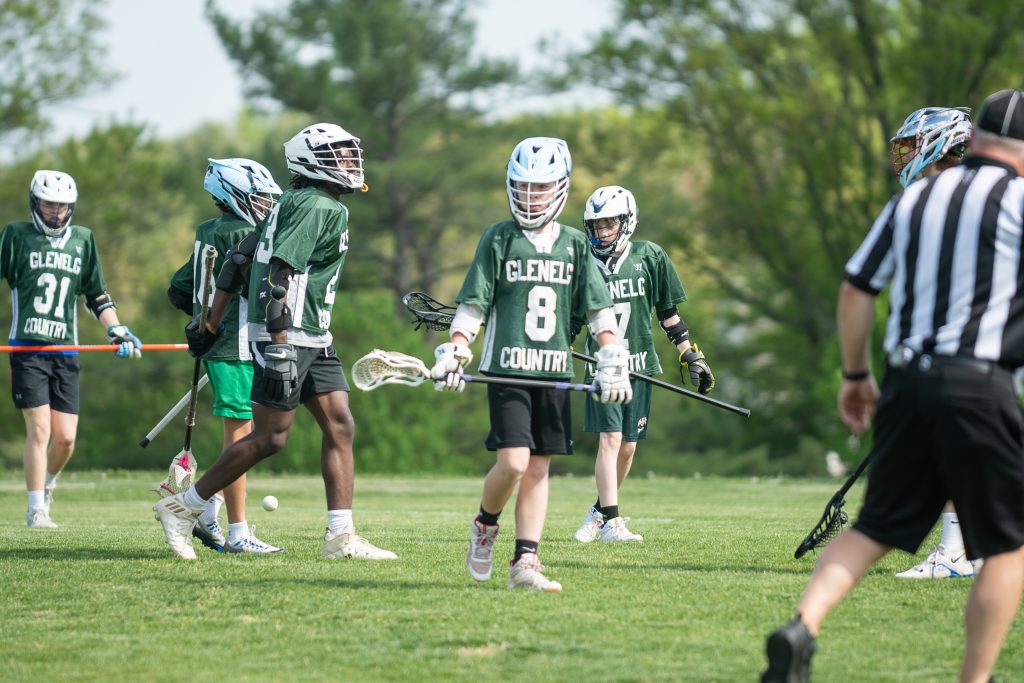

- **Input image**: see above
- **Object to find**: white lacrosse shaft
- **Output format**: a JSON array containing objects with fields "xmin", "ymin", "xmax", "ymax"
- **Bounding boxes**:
[
  {"xmin": 352, "ymin": 349, "xmax": 597, "ymax": 393},
  {"xmin": 139, "ymin": 374, "xmax": 210, "ymax": 448}
]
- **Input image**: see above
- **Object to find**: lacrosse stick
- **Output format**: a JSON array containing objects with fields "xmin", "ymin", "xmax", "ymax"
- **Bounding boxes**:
[
  {"xmin": 153, "ymin": 246, "xmax": 217, "ymax": 498},
  {"xmin": 401, "ymin": 291, "xmax": 751, "ymax": 417},
  {"xmin": 0, "ymin": 343, "xmax": 189, "ymax": 352},
  {"xmin": 138, "ymin": 374, "xmax": 210, "ymax": 448},
  {"xmin": 352, "ymin": 349, "xmax": 598, "ymax": 394},
  {"xmin": 793, "ymin": 450, "xmax": 873, "ymax": 559}
]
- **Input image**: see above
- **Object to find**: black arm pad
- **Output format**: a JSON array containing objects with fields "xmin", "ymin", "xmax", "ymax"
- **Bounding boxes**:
[
  {"xmin": 215, "ymin": 230, "xmax": 260, "ymax": 294},
  {"xmin": 263, "ymin": 259, "xmax": 294, "ymax": 333},
  {"xmin": 661, "ymin": 317, "xmax": 689, "ymax": 345},
  {"xmin": 167, "ymin": 285, "xmax": 192, "ymax": 315},
  {"xmin": 85, "ymin": 291, "xmax": 116, "ymax": 319}
]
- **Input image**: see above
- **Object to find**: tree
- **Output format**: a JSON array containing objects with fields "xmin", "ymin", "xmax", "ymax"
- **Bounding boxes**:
[
  {"xmin": 206, "ymin": 0, "xmax": 517, "ymax": 300},
  {"xmin": 572, "ymin": 0, "xmax": 1024, "ymax": 457},
  {"xmin": 0, "ymin": 0, "xmax": 115, "ymax": 143}
]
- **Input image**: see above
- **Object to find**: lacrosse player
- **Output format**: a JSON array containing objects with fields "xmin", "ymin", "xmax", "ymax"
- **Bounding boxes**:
[
  {"xmin": 889, "ymin": 107, "xmax": 979, "ymax": 580},
  {"xmin": 432, "ymin": 137, "xmax": 632, "ymax": 592},
  {"xmin": 0, "ymin": 170, "xmax": 142, "ymax": 528},
  {"xmin": 570, "ymin": 186, "xmax": 714, "ymax": 544},
  {"xmin": 154, "ymin": 123, "xmax": 396, "ymax": 561},
  {"xmin": 166, "ymin": 158, "xmax": 283, "ymax": 553}
]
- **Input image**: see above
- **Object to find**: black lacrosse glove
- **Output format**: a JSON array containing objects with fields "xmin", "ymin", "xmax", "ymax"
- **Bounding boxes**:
[
  {"xmin": 680, "ymin": 345, "xmax": 715, "ymax": 394},
  {"xmin": 185, "ymin": 318, "xmax": 224, "ymax": 358},
  {"xmin": 261, "ymin": 343, "xmax": 297, "ymax": 402}
]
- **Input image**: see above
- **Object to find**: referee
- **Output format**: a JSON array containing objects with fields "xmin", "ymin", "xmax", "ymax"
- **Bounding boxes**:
[{"xmin": 762, "ymin": 88, "xmax": 1024, "ymax": 683}]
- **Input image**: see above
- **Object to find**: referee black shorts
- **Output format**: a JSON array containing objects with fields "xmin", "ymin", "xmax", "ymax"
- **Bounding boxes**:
[
  {"xmin": 484, "ymin": 378, "xmax": 573, "ymax": 455},
  {"xmin": 852, "ymin": 360, "xmax": 1024, "ymax": 560}
]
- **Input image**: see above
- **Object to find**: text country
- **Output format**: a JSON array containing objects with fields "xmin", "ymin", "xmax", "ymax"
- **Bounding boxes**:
[
  {"xmin": 499, "ymin": 347, "xmax": 569, "ymax": 373},
  {"xmin": 23, "ymin": 317, "xmax": 68, "ymax": 338}
]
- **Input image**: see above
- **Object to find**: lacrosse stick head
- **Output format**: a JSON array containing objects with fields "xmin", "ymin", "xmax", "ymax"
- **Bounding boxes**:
[
  {"xmin": 151, "ymin": 449, "xmax": 197, "ymax": 499},
  {"xmin": 351, "ymin": 349, "xmax": 431, "ymax": 391},
  {"xmin": 402, "ymin": 292, "xmax": 456, "ymax": 331},
  {"xmin": 793, "ymin": 493, "xmax": 849, "ymax": 559}
]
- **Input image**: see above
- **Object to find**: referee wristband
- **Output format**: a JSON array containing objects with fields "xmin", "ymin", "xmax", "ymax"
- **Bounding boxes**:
[{"xmin": 841, "ymin": 369, "xmax": 870, "ymax": 381}]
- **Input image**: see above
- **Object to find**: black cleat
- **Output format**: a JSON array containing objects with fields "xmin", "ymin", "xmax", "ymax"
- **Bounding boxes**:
[{"xmin": 762, "ymin": 617, "xmax": 816, "ymax": 683}]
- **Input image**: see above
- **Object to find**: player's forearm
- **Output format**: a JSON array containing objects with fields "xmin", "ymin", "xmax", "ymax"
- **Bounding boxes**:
[
  {"xmin": 97, "ymin": 308, "xmax": 121, "ymax": 330},
  {"xmin": 837, "ymin": 280, "xmax": 875, "ymax": 374},
  {"xmin": 204, "ymin": 289, "xmax": 232, "ymax": 332}
]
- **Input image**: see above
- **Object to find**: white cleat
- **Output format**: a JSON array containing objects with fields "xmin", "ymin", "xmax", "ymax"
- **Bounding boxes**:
[
  {"xmin": 467, "ymin": 519, "xmax": 500, "ymax": 581},
  {"xmin": 895, "ymin": 544, "xmax": 975, "ymax": 579},
  {"xmin": 192, "ymin": 519, "xmax": 226, "ymax": 552},
  {"xmin": 224, "ymin": 527, "xmax": 284, "ymax": 554},
  {"xmin": 573, "ymin": 506, "xmax": 604, "ymax": 543},
  {"xmin": 322, "ymin": 528, "xmax": 397, "ymax": 560},
  {"xmin": 600, "ymin": 516, "xmax": 644, "ymax": 543},
  {"xmin": 153, "ymin": 493, "xmax": 201, "ymax": 560},
  {"xmin": 27, "ymin": 507, "xmax": 58, "ymax": 529},
  {"xmin": 508, "ymin": 553, "xmax": 562, "ymax": 592}
]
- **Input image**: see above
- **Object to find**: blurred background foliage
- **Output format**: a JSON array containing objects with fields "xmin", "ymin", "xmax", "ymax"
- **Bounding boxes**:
[{"xmin": 0, "ymin": 0, "xmax": 1021, "ymax": 478}]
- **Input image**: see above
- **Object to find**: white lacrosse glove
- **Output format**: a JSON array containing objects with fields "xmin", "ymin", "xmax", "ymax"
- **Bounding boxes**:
[
  {"xmin": 593, "ymin": 343, "xmax": 632, "ymax": 404},
  {"xmin": 430, "ymin": 342, "xmax": 473, "ymax": 392}
]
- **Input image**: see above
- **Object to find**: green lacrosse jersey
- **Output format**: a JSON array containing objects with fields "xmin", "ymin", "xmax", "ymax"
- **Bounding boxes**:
[
  {"xmin": 248, "ymin": 187, "xmax": 348, "ymax": 346},
  {"xmin": 169, "ymin": 213, "xmax": 254, "ymax": 361},
  {"xmin": 576, "ymin": 241, "xmax": 687, "ymax": 378},
  {"xmin": 0, "ymin": 221, "xmax": 107, "ymax": 344},
  {"xmin": 457, "ymin": 220, "xmax": 613, "ymax": 379}
]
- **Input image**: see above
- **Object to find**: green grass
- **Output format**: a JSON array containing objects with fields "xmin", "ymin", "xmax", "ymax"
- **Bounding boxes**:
[{"xmin": 0, "ymin": 472, "xmax": 1020, "ymax": 682}]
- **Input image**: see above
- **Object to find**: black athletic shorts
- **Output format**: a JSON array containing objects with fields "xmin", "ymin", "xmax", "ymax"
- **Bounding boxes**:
[
  {"xmin": 485, "ymin": 378, "xmax": 573, "ymax": 455},
  {"xmin": 250, "ymin": 342, "xmax": 349, "ymax": 411},
  {"xmin": 9, "ymin": 352, "xmax": 80, "ymax": 413},
  {"xmin": 852, "ymin": 359, "xmax": 1024, "ymax": 560}
]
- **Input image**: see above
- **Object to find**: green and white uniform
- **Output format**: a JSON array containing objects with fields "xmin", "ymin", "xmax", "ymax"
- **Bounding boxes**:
[
  {"xmin": 247, "ymin": 187, "xmax": 348, "ymax": 347},
  {"xmin": 0, "ymin": 221, "xmax": 108, "ymax": 345},
  {"xmin": 457, "ymin": 220, "xmax": 612, "ymax": 379},
  {"xmin": 578, "ymin": 240, "xmax": 687, "ymax": 441},
  {"xmin": 170, "ymin": 213, "xmax": 255, "ymax": 419},
  {"xmin": 169, "ymin": 213, "xmax": 254, "ymax": 361}
]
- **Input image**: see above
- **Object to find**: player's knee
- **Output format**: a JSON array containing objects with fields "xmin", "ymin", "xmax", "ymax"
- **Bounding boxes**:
[
  {"xmin": 51, "ymin": 434, "xmax": 75, "ymax": 455},
  {"xmin": 619, "ymin": 441, "xmax": 636, "ymax": 463}
]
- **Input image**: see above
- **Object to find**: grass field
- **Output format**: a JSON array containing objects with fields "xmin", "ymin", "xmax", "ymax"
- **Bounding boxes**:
[{"xmin": 0, "ymin": 472, "xmax": 1020, "ymax": 682}]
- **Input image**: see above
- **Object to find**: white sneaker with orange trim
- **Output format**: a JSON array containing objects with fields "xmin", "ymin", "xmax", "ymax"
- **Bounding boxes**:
[{"xmin": 508, "ymin": 553, "xmax": 562, "ymax": 592}]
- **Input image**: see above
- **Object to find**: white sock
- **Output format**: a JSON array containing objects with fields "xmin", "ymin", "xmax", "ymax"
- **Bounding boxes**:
[
  {"xmin": 198, "ymin": 494, "xmax": 225, "ymax": 525},
  {"xmin": 327, "ymin": 509, "xmax": 353, "ymax": 535},
  {"xmin": 182, "ymin": 485, "xmax": 209, "ymax": 511},
  {"xmin": 44, "ymin": 471, "xmax": 60, "ymax": 490},
  {"xmin": 227, "ymin": 521, "xmax": 250, "ymax": 543},
  {"xmin": 939, "ymin": 512, "xmax": 965, "ymax": 553},
  {"xmin": 27, "ymin": 490, "xmax": 45, "ymax": 510}
]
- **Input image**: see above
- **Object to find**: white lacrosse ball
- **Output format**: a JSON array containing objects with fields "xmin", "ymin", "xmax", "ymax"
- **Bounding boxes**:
[{"xmin": 262, "ymin": 495, "xmax": 279, "ymax": 512}]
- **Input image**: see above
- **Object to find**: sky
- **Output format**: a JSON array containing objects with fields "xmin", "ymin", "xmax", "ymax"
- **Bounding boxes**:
[{"xmin": 50, "ymin": 0, "xmax": 616, "ymax": 141}]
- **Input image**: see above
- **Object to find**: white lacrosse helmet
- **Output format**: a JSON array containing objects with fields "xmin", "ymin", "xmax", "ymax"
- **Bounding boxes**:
[
  {"xmin": 284, "ymin": 123, "xmax": 365, "ymax": 190},
  {"xmin": 891, "ymin": 107, "xmax": 972, "ymax": 187},
  {"xmin": 506, "ymin": 137, "xmax": 572, "ymax": 229},
  {"xmin": 30, "ymin": 170, "xmax": 78, "ymax": 237},
  {"xmin": 584, "ymin": 185, "xmax": 638, "ymax": 256},
  {"xmin": 204, "ymin": 158, "xmax": 283, "ymax": 226}
]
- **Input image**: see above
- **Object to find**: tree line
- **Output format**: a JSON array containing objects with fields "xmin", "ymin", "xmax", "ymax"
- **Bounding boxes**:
[{"xmin": 0, "ymin": 0, "xmax": 1021, "ymax": 477}]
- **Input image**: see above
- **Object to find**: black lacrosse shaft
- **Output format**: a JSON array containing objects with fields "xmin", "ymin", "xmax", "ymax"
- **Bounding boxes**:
[
  {"xmin": 572, "ymin": 350, "xmax": 750, "ymax": 417},
  {"xmin": 183, "ymin": 247, "xmax": 217, "ymax": 452},
  {"xmin": 403, "ymin": 291, "xmax": 751, "ymax": 417}
]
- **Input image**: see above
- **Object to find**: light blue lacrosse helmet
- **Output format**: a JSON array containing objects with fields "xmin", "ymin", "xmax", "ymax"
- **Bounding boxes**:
[
  {"xmin": 890, "ymin": 107, "xmax": 972, "ymax": 188},
  {"xmin": 506, "ymin": 137, "xmax": 572, "ymax": 229},
  {"xmin": 203, "ymin": 158, "xmax": 283, "ymax": 226}
]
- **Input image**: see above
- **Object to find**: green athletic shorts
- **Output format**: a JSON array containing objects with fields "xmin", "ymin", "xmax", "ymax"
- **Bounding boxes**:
[
  {"xmin": 203, "ymin": 359, "xmax": 254, "ymax": 420},
  {"xmin": 583, "ymin": 377, "xmax": 652, "ymax": 441}
]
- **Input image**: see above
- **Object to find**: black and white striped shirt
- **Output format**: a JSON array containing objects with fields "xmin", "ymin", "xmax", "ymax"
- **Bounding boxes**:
[{"xmin": 846, "ymin": 156, "xmax": 1024, "ymax": 367}]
